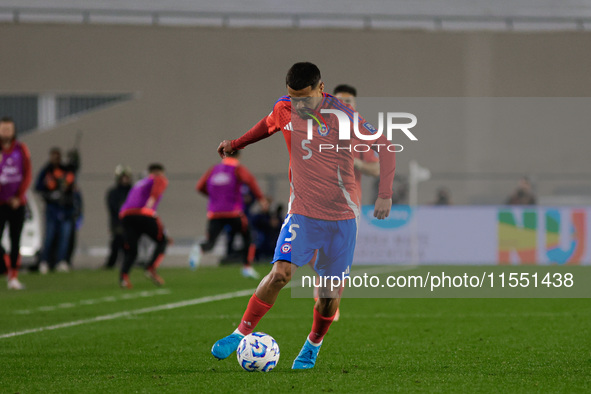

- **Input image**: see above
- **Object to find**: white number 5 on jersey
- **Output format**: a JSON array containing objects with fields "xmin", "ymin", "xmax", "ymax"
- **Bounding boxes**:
[{"xmin": 302, "ymin": 140, "xmax": 312, "ymax": 160}]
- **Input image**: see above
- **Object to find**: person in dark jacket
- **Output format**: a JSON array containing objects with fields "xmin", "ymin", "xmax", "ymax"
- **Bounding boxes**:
[
  {"xmin": 104, "ymin": 165, "xmax": 132, "ymax": 269},
  {"xmin": 42, "ymin": 148, "xmax": 83, "ymax": 270},
  {"xmin": 35, "ymin": 147, "xmax": 76, "ymax": 274}
]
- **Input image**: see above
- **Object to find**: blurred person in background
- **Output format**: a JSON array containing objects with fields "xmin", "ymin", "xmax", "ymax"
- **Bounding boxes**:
[
  {"xmin": 65, "ymin": 186, "xmax": 83, "ymax": 268},
  {"xmin": 0, "ymin": 117, "xmax": 32, "ymax": 290},
  {"xmin": 42, "ymin": 148, "xmax": 83, "ymax": 270},
  {"xmin": 118, "ymin": 163, "xmax": 168, "ymax": 288},
  {"xmin": 104, "ymin": 165, "xmax": 132, "ymax": 269},
  {"xmin": 333, "ymin": 84, "xmax": 380, "ymax": 203},
  {"xmin": 35, "ymin": 147, "xmax": 76, "ymax": 274},
  {"xmin": 223, "ymin": 185, "xmax": 256, "ymax": 263},
  {"xmin": 64, "ymin": 148, "xmax": 82, "ymax": 269},
  {"xmin": 506, "ymin": 176, "xmax": 536, "ymax": 205},
  {"xmin": 433, "ymin": 187, "xmax": 451, "ymax": 205},
  {"xmin": 195, "ymin": 150, "xmax": 267, "ymax": 279},
  {"xmin": 251, "ymin": 200, "xmax": 284, "ymax": 260}
]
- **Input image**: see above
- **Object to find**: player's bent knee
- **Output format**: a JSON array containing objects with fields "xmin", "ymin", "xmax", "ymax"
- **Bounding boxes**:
[{"xmin": 268, "ymin": 271, "xmax": 291, "ymax": 288}]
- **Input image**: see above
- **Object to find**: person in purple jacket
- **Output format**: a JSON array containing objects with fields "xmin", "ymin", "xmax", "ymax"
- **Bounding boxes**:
[
  {"xmin": 196, "ymin": 151, "xmax": 267, "ymax": 279},
  {"xmin": 0, "ymin": 117, "xmax": 32, "ymax": 290},
  {"xmin": 119, "ymin": 163, "xmax": 169, "ymax": 289}
]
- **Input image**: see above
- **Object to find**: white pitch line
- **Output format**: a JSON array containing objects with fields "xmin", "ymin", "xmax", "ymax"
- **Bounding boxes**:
[
  {"xmin": 14, "ymin": 289, "xmax": 172, "ymax": 315},
  {"xmin": 4, "ymin": 265, "xmax": 415, "ymax": 337},
  {"xmin": 0, "ymin": 288, "xmax": 255, "ymax": 339}
]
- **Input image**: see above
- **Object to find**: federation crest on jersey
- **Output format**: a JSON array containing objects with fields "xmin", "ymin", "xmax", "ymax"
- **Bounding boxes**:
[
  {"xmin": 281, "ymin": 243, "xmax": 291, "ymax": 253},
  {"xmin": 317, "ymin": 123, "xmax": 329, "ymax": 136}
]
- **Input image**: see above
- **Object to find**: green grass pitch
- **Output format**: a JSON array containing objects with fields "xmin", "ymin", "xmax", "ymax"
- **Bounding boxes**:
[{"xmin": 1, "ymin": 266, "xmax": 590, "ymax": 393}]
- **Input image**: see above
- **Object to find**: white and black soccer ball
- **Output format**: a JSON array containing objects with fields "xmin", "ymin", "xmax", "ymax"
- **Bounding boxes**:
[{"xmin": 236, "ymin": 332, "xmax": 280, "ymax": 372}]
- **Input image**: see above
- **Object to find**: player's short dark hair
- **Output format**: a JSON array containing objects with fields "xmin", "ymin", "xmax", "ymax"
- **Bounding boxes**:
[
  {"xmin": 286, "ymin": 62, "xmax": 321, "ymax": 91},
  {"xmin": 148, "ymin": 163, "xmax": 165, "ymax": 173},
  {"xmin": 333, "ymin": 84, "xmax": 357, "ymax": 97}
]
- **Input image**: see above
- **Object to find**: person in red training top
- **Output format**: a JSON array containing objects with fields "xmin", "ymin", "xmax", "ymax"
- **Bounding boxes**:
[
  {"xmin": 333, "ymin": 84, "xmax": 379, "ymax": 203},
  {"xmin": 195, "ymin": 150, "xmax": 267, "ymax": 279},
  {"xmin": 0, "ymin": 117, "xmax": 32, "ymax": 290},
  {"xmin": 211, "ymin": 62, "xmax": 395, "ymax": 370},
  {"xmin": 118, "ymin": 163, "xmax": 169, "ymax": 289}
]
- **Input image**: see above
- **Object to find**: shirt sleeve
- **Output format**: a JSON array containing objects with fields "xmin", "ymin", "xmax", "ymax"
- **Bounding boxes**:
[
  {"xmin": 16, "ymin": 142, "xmax": 32, "ymax": 203},
  {"xmin": 236, "ymin": 165, "xmax": 264, "ymax": 200},
  {"xmin": 231, "ymin": 102, "xmax": 283, "ymax": 150},
  {"xmin": 374, "ymin": 139, "xmax": 395, "ymax": 199},
  {"xmin": 150, "ymin": 175, "xmax": 168, "ymax": 200},
  {"xmin": 351, "ymin": 108, "xmax": 395, "ymax": 200},
  {"xmin": 196, "ymin": 167, "xmax": 213, "ymax": 195}
]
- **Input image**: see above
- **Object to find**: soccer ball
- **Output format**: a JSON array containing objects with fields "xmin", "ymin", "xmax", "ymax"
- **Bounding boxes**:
[{"xmin": 236, "ymin": 332, "xmax": 280, "ymax": 372}]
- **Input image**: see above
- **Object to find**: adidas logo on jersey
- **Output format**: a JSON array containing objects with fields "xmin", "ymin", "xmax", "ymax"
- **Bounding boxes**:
[{"xmin": 283, "ymin": 122, "xmax": 293, "ymax": 131}]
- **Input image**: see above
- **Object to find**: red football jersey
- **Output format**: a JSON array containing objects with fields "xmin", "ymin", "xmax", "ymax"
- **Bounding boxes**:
[{"xmin": 232, "ymin": 93, "xmax": 395, "ymax": 221}]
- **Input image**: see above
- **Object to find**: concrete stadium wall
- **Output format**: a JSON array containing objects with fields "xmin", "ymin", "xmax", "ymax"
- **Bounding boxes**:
[{"xmin": 1, "ymin": 23, "xmax": 591, "ymax": 252}]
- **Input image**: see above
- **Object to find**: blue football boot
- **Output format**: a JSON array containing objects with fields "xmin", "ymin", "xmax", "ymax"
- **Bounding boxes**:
[
  {"xmin": 211, "ymin": 332, "xmax": 244, "ymax": 360},
  {"xmin": 292, "ymin": 338, "xmax": 322, "ymax": 369}
]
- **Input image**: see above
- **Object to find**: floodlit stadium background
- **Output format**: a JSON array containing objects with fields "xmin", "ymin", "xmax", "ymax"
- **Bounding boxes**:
[{"xmin": 2, "ymin": 0, "xmax": 591, "ymax": 267}]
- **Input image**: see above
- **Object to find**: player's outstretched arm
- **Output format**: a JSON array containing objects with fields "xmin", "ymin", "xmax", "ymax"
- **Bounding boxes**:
[{"xmin": 217, "ymin": 117, "xmax": 275, "ymax": 158}]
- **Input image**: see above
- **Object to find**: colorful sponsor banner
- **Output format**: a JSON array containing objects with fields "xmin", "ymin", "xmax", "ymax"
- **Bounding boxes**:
[{"xmin": 353, "ymin": 206, "xmax": 589, "ymax": 265}]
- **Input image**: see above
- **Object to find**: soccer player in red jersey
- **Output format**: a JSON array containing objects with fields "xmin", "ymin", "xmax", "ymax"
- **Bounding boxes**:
[
  {"xmin": 0, "ymin": 117, "xmax": 32, "ymax": 290},
  {"xmin": 211, "ymin": 62, "xmax": 395, "ymax": 369}
]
